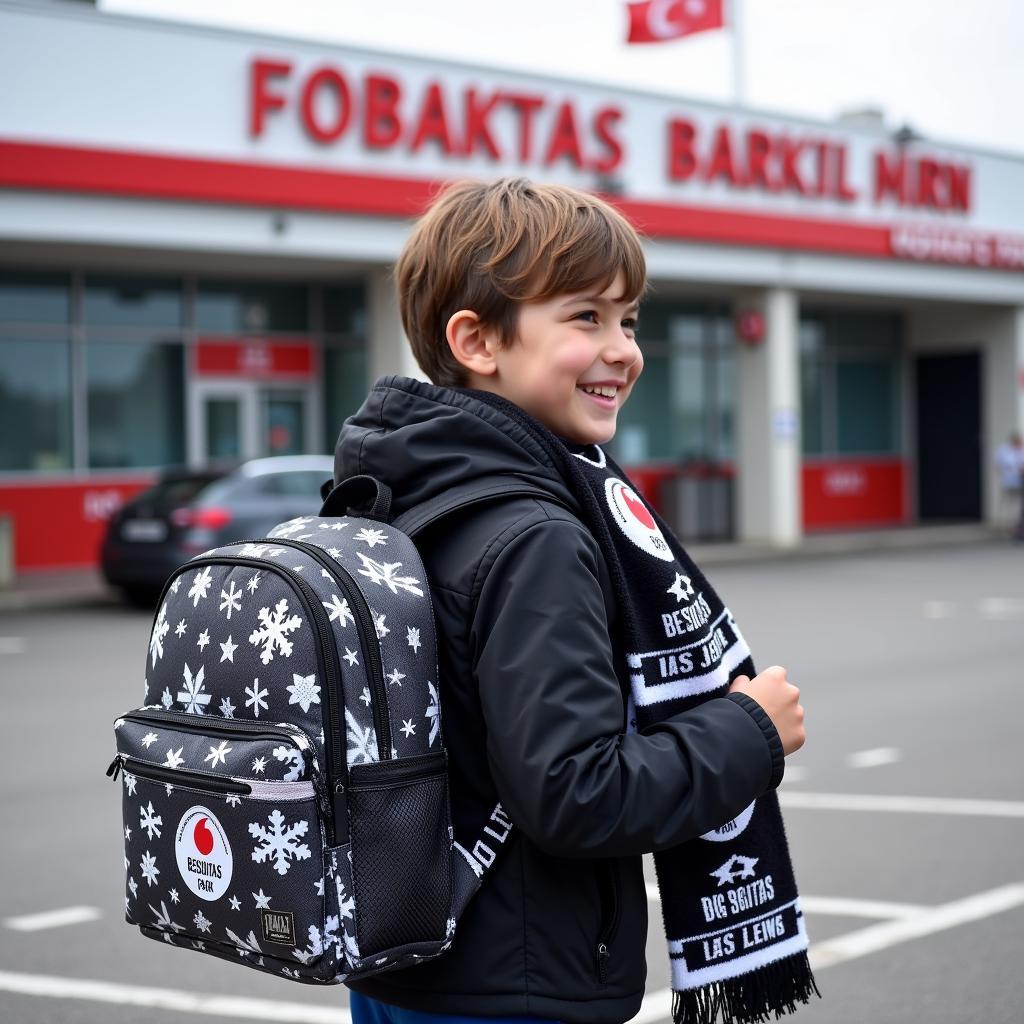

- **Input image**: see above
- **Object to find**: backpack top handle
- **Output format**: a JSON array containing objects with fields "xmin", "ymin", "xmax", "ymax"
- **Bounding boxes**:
[{"xmin": 320, "ymin": 474, "xmax": 393, "ymax": 522}]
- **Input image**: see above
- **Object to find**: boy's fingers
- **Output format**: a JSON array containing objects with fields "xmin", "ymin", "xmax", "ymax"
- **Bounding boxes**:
[{"xmin": 728, "ymin": 675, "xmax": 750, "ymax": 690}]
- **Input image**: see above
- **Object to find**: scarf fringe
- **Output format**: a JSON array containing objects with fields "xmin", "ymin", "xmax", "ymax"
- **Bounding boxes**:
[{"xmin": 672, "ymin": 952, "xmax": 821, "ymax": 1024}]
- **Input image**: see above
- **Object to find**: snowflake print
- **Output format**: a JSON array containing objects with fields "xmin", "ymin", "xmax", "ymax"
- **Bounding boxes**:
[
  {"xmin": 253, "ymin": 888, "xmax": 272, "ymax": 908},
  {"xmin": 353, "ymin": 527, "xmax": 388, "ymax": 548},
  {"xmin": 406, "ymin": 626, "xmax": 421, "ymax": 653},
  {"xmin": 370, "ymin": 609, "xmax": 390, "ymax": 638},
  {"xmin": 220, "ymin": 581, "xmax": 243, "ymax": 619},
  {"xmin": 400, "ymin": 719, "xmax": 416, "ymax": 738},
  {"xmin": 343, "ymin": 648, "xmax": 360, "ymax": 668},
  {"xmin": 425, "ymin": 680, "xmax": 440, "ymax": 747},
  {"xmin": 163, "ymin": 747, "xmax": 184, "ymax": 769},
  {"xmin": 322, "ymin": 594, "xmax": 354, "ymax": 627},
  {"xmin": 359, "ymin": 686, "xmax": 371, "ymax": 706},
  {"xmin": 149, "ymin": 900, "xmax": 183, "ymax": 932},
  {"xmin": 205, "ymin": 740, "xmax": 232, "ymax": 767},
  {"xmin": 248, "ymin": 809, "xmax": 312, "ymax": 875},
  {"xmin": 168, "ymin": 888, "xmax": 180, "ymax": 904},
  {"xmin": 226, "ymin": 793, "xmax": 241, "ymax": 807},
  {"xmin": 386, "ymin": 668, "xmax": 406, "ymax": 687},
  {"xmin": 225, "ymin": 927, "xmax": 263, "ymax": 957},
  {"xmin": 128, "ymin": 876, "xmax": 138, "ymax": 898},
  {"xmin": 161, "ymin": 687, "xmax": 173, "ymax": 709},
  {"xmin": 193, "ymin": 910, "xmax": 212, "ymax": 933},
  {"xmin": 246, "ymin": 573, "xmax": 262, "ymax": 594},
  {"xmin": 140, "ymin": 850, "xmax": 160, "ymax": 887},
  {"xmin": 197, "ymin": 629, "xmax": 211, "ymax": 651},
  {"xmin": 177, "ymin": 662, "xmax": 210, "ymax": 714},
  {"xmin": 219, "ymin": 697, "xmax": 236, "ymax": 718},
  {"xmin": 141, "ymin": 731, "xmax": 158, "ymax": 748},
  {"xmin": 125, "ymin": 825, "xmax": 132, "ymax": 842},
  {"xmin": 123, "ymin": 772, "xmax": 137, "ymax": 796},
  {"xmin": 170, "ymin": 577, "xmax": 181, "ymax": 594},
  {"xmin": 249, "ymin": 599, "xmax": 303, "ymax": 664},
  {"xmin": 345, "ymin": 707, "xmax": 378, "ymax": 766},
  {"xmin": 326, "ymin": 548, "xmax": 342, "ymax": 559},
  {"xmin": 140, "ymin": 801, "xmax": 162, "ymax": 840},
  {"xmin": 239, "ymin": 543, "xmax": 284, "ymax": 558},
  {"xmin": 245, "ymin": 680, "xmax": 269, "ymax": 717},
  {"xmin": 187, "ymin": 566, "xmax": 214, "ymax": 607},
  {"xmin": 150, "ymin": 603, "xmax": 169, "ymax": 667},
  {"xmin": 174, "ymin": 619, "xmax": 187, "ymax": 638},
  {"xmin": 336, "ymin": 877, "xmax": 355, "ymax": 921},
  {"xmin": 286, "ymin": 673, "xmax": 321, "ymax": 713},
  {"xmin": 270, "ymin": 517, "xmax": 314, "ymax": 539},
  {"xmin": 229, "ymin": 895, "xmax": 241, "ymax": 911},
  {"xmin": 252, "ymin": 757, "xmax": 267, "ymax": 774},
  {"xmin": 219, "ymin": 635, "xmax": 238, "ymax": 663},
  {"xmin": 272, "ymin": 744, "xmax": 305, "ymax": 782},
  {"xmin": 355, "ymin": 552, "xmax": 424, "ymax": 597},
  {"xmin": 292, "ymin": 924, "xmax": 324, "ymax": 965}
]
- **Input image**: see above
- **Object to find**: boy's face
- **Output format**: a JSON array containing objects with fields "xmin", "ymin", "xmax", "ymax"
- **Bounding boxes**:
[{"xmin": 481, "ymin": 272, "xmax": 643, "ymax": 445}]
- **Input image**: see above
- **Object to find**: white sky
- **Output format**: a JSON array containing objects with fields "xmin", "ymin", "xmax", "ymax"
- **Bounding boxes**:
[{"xmin": 101, "ymin": 0, "xmax": 1022, "ymax": 156}]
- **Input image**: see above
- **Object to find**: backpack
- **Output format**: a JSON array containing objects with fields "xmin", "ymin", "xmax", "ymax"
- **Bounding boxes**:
[{"xmin": 107, "ymin": 473, "xmax": 573, "ymax": 985}]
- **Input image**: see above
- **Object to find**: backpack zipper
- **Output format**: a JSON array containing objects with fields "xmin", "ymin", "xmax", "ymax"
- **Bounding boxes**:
[
  {"xmin": 108, "ymin": 754, "xmax": 251, "ymax": 795},
  {"xmin": 153, "ymin": 554, "xmax": 344, "ymax": 841}
]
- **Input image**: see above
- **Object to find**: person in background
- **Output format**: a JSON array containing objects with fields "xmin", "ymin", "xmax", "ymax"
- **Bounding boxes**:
[{"xmin": 994, "ymin": 430, "xmax": 1024, "ymax": 538}]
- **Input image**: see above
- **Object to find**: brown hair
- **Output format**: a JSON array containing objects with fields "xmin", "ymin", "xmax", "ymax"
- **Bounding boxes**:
[{"xmin": 395, "ymin": 177, "xmax": 647, "ymax": 387}]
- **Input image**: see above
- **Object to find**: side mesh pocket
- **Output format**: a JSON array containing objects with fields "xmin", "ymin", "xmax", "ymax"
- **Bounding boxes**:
[{"xmin": 348, "ymin": 750, "xmax": 452, "ymax": 957}]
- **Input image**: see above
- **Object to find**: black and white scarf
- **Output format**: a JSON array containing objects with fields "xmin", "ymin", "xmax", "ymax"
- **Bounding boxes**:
[{"xmin": 464, "ymin": 389, "xmax": 820, "ymax": 1024}]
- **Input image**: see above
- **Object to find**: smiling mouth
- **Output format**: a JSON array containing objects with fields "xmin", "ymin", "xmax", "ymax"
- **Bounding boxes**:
[{"xmin": 577, "ymin": 387, "xmax": 618, "ymax": 409}]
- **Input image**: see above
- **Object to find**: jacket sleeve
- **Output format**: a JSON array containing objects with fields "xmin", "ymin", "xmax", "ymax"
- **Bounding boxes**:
[{"xmin": 470, "ymin": 516, "xmax": 779, "ymax": 858}]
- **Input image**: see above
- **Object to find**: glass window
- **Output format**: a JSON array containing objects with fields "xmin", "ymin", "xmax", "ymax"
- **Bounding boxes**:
[
  {"xmin": 836, "ymin": 359, "xmax": 900, "ymax": 454},
  {"xmin": 0, "ymin": 271, "xmax": 70, "ymax": 324},
  {"xmin": 323, "ymin": 284, "xmax": 368, "ymax": 336},
  {"xmin": 196, "ymin": 280, "xmax": 308, "ymax": 333},
  {"xmin": 83, "ymin": 274, "xmax": 182, "ymax": 327},
  {"xmin": 0, "ymin": 339, "xmax": 72, "ymax": 470},
  {"xmin": 254, "ymin": 471, "xmax": 327, "ymax": 497},
  {"xmin": 611, "ymin": 349, "xmax": 672, "ymax": 462},
  {"xmin": 324, "ymin": 346, "xmax": 369, "ymax": 450},
  {"xmin": 671, "ymin": 349, "xmax": 707, "ymax": 460},
  {"xmin": 86, "ymin": 341, "xmax": 185, "ymax": 468}
]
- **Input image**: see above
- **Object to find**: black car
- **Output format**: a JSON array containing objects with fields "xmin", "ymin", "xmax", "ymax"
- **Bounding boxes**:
[{"xmin": 101, "ymin": 455, "xmax": 335, "ymax": 605}]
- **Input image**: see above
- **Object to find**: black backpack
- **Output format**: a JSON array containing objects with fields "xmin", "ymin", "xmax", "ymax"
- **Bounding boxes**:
[{"xmin": 108, "ymin": 474, "xmax": 572, "ymax": 985}]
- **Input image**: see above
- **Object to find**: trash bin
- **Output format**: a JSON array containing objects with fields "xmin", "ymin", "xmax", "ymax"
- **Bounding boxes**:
[
  {"xmin": 667, "ymin": 462, "xmax": 734, "ymax": 542},
  {"xmin": 0, "ymin": 514, "xmax": 13, "ymax": 589}
]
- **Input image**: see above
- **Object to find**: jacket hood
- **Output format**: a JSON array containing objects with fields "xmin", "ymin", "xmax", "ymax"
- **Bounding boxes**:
[{"xmin": 334, "ymin": 375, "xmax": 583, "ymax": 517}]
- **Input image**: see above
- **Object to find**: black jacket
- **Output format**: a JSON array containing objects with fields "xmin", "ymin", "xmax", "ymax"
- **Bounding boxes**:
[{"xmin": 336, "ymin": 376, "xmax": 783, "ymax": 1023}]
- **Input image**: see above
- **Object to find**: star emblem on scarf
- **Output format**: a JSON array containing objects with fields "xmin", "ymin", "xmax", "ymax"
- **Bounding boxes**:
[
  {"xmin": 710, "ymin": 853, "xmax": 759, "ymax": 887},
  {"xmin": 666, "ymin": 572, "xmax": 694, "ymax": 604}
]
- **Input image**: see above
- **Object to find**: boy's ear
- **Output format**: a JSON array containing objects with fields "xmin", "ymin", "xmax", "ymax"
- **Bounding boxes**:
[{"xmin": 446, "ymin": 309, "xmax": 501, "ymax": 377}]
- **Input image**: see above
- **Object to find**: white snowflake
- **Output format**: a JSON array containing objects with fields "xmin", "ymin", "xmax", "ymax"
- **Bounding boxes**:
[
  {"xmin": 177, "ymin": 662, "xmax": 210, "ymax": 714},
  {"xmin": 370, "ymin": 609, "xmax": 390, "ymax": 639},
  {"xmin": 174, "ymin": 619, "xmax": 187, "ymax": 638},
  {"xmin": 161, "ymin": 687, "xmax": 173, "ymax": 709},
  {"xmin": 400, "ymin": 719, "xmax": 416, "ymax": 738},
  {"xmin": 187, "ymin": 567, "xmax": 214, "ymax": 607},
  {"xmin": 150, "ymin": 603, "xmax": 169, "ymax": 667},
  {"xmin": 356, "ymin": 552, "xmax": 424, "ymax": 597},
  {"xmin": 252, "ymin": 888, "xmax": 272, "ymax": 908},
  {"xmin": 229, "ymin": 895, "xmax": 241, "ymax": 911},
  {"xmin": 336, "ymin": 877, "xmax": 355, "ymax": 922},
  {"xmin": 272, "ymin": 744, "xmax": 305, "ymax": 782},
  {"xmin": 248, "ymin": 809, "xmax": 312, "ymax": 875},
  {"xmin": 141, "ymin": 731, "xmax": 159, "ymax": 748},
  {"xmin": 170, "ymin": 577, "xmax": 181, "ymax": 594},
  {"xmin": 226, "ymin": 793, "xmax": 241, "ymax": 807},
  {"xmin": 140, "ymin": 850, "xmax": 160, "ymax": 887},
  {"xmin": 197, "ymin": 629, "xmax": 211, "ymax": 651},
  {"xmin": 249, "ymin": 599, "xmax": 303, "ymax": 664},
  {"xmin": 193, "ymin": 910, "xmax": 212, "ymax": 933},
  {"xmin": 293, "ymin": 923, "xmax": 324, "ymax": 965},
  {"xmin": 286, "ymin": 673, "xmax": 321, "ymax": 713},
  {"xmin": 343, "ymin": 647, "xmax": 360, "ymax": 668},
  {"xmin": 127, "ymin": 876, "xmax": 138, "ymax": 898},
  {"xmin": 169, "ymin": 888, "xmax": 180, "ymax": 904},
  {"xmin": 140, "ymin": 801, "xmax": 162, "ymax": 840},
  {"xmin": 125, "ymin": 825, "xmax": 132, "ymax": 842},
  {"xmin": 345, "ymin": 707, "xmax": 378, "ymax": 766},
  {"xmin": 353, "ymin": 527, "xmax": 388, "ymax": 548},
  {"xmin": 239, "ymin": 543, "xmax": 284, "ymax": 558},
  {"xmin": 322, "ymin": 594, "xmax": 354, "ymax": 627},
  {"xmin": 163, "ymin": 747, "xmax": 184, "ymax": 769},
  {"xmin": 246, "ymin": 573, "xmax": 262, "ymax": 594},
  {"xmin": 358, "ymin": 686, "xmax": 371, "ymax": 706},
  {"xmin": 225, "ymin": 927, "xmax": 263, "ymax": 957},
  {"xmin": 245, "ymin": 679, "xmax": 269, "ymax": 717},
  {"xmin": 149, "ymin": 899, "xmax": 184, "ymax": 932},
  {"xmin": 326, "ymin": 548, "xmax": 342, "ymax": 559},
  {"xmin": 425, "ymin": 680, "xmax": 440, "ymax": 746},
  {"xmin": 219, "ymin": 581, "xmax": 243, "ymax": 619},
  {"xmin": 386, "ymin": 668, "xmax": 406, "ymax": 688},
  {"xmin": 205, "ymin": 740, "xmax": 232, "ymax": 767},
  {"xmin": 252, "ymin": 756, "xmax": 267, "ymax": 774},
  {"xmin": 220, "ymin": 635, "xmax": 238, "ymax": 663},
  {"xmin": 123, "ymin": 772, "xmax": 137, "ymax": 796},
  {"xmin": 270, "ymin": 517, "xmax": 314, "ymax": 538},
  {"xmin": 406, "ymin": 626, "xmax": 421, "ymax": 653},
  {"xmin": 219, "ymin": 697, "xmax": 236, "ymax": 718}
]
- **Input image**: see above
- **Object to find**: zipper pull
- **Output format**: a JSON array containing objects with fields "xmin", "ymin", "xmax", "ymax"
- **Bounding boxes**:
[
  {"xmin": 596, "ymin": 942, "xmax": 610, "ymax": 984},
  {"xmin": 106, "ymin": 755, "xmax": 122, "ymax": 781}
]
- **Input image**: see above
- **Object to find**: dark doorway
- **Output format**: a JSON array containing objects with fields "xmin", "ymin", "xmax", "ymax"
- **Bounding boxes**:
[{"xmin": 914, "ymin": 352, "xmax": 982, "ymax": 520}]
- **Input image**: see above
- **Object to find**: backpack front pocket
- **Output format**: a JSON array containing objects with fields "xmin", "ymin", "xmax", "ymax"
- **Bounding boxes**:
[{"xmin": 110, "ymin": 712, "xmax": 344, "ymax": 979}]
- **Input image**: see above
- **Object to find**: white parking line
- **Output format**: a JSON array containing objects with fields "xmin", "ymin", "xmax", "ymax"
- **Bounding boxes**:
[
  {"xmin": 846, "ymin": 747, "xmax": 901, "ymax": 769},
  {"xmin": 979, "ymin": 597, "xmax": 1024, "ymax": 620},
  {"xmin": 0, "ymin": 970, "xmax": 349, "ymax": 1023},
  {"xmin": 781, "ymin": 764, "xmax": 808, "ymax": 783},
  {"xmin": 0, "ymin": 637, "xmax": 26, "ymax": 655},
  {"xmin": 923, "ymin": 600, "xmax": 955, "ymax": 619},
  {"xmin": 633, "ymin": 882, "xmax": 1024, "ymax": 1024},
  {"xmin": 3, "ymin": 906, "xmax": 101, "ymax": 932},
  {"xmin": 779, "ymin": 790, "xmax": 1024, "ymax": 818}
]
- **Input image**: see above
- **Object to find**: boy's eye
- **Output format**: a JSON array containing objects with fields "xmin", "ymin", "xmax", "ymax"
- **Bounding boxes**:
[
  {"xmin": 622, "ymin": 317, "xmax": 639, "ymax": 332},
  {"xmin": 575, "ymin": 310, "xmax": 599, "ymax": 324}
]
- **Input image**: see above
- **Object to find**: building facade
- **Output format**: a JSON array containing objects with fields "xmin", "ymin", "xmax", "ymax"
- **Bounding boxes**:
[{"xmin": 2, "ymin": 0, "xmax": 1023, "ymax": 571}]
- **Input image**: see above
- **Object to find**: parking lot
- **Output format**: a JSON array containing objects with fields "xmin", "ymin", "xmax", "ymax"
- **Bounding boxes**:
[{"xmin": 1, "ymin": 541, "xmax": 1022, "ymax": 1024}]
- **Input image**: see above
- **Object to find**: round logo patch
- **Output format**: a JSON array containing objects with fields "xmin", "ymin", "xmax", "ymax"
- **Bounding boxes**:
[
  {"xmin": 604, "ymin": 477, "xmax": 673, "ymax": 561},
  {"xmin": 700, "ymin": 800, "xmax": 756, "ymax": 843},
  {"xmin": 175, "ymin": 805, "xmax": 232, "ymax": 901}
]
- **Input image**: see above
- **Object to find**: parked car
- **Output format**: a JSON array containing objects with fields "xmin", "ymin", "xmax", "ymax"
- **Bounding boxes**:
[{"xmin": 100, "ymin": 455, "xmax": 334, "ymax": 606}]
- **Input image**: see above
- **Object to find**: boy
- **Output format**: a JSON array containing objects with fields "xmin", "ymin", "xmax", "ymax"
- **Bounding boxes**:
[{"xmin": 335, "ymin": 177, "xmax": 810, "ymax": 1024}]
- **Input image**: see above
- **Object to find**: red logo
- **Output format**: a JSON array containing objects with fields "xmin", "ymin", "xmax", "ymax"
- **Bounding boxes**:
[
  {"xmin": 622, "ymin": 488, "xmax": 656, "ymax": 529},
  {"xmin": 193, "ymin": 817, "xmax": 215, "ymax": 856}
]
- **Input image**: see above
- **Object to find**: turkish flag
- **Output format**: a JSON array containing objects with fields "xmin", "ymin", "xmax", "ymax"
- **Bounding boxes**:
[{"xmin": 626, "ymin": 0, "xmax": 725, "ymax": 44}]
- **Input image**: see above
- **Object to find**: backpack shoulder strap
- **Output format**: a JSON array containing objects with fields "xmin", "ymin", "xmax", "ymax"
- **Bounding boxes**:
[{"xmin": 391, "ymin": 477, "xmax": 580, "ymax": 538}]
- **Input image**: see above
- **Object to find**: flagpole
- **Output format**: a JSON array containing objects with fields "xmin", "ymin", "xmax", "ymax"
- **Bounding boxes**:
[{"xmin": 730, "ymin": 0, "xmax": 746, "ymax": 108}]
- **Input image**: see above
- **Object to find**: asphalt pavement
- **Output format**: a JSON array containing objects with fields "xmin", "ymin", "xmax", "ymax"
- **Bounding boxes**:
[{"xmin": 1, "ymin": 540, "xmax": 1022, "ymax": 1024}]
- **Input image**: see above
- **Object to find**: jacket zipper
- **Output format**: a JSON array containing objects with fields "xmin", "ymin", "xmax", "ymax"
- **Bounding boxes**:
[
  {"xmin": 108, "ymin": 754, "xmax": 251, "ymax": 795},
  {"xmin": 152, "ymin": 554, "xmax": 344, "ymax": 841},
  {"xmin": 596, "ymin": 860, "xmax": 621, "ymax": 984},
  {"xmin": 245, "ymin": 536, "xmax": 392, "ymax": 763}
]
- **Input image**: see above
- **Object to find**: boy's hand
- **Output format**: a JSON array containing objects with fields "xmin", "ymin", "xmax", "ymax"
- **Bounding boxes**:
[{"xmin": 728, "ymin": 666, "xmax": 805, "ymax": 756}]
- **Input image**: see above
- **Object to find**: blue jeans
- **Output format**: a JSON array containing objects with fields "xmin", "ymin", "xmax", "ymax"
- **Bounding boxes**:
[{"xmin": 348, "ymin": 990, "xmax": 562, "ymax": 1024}]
